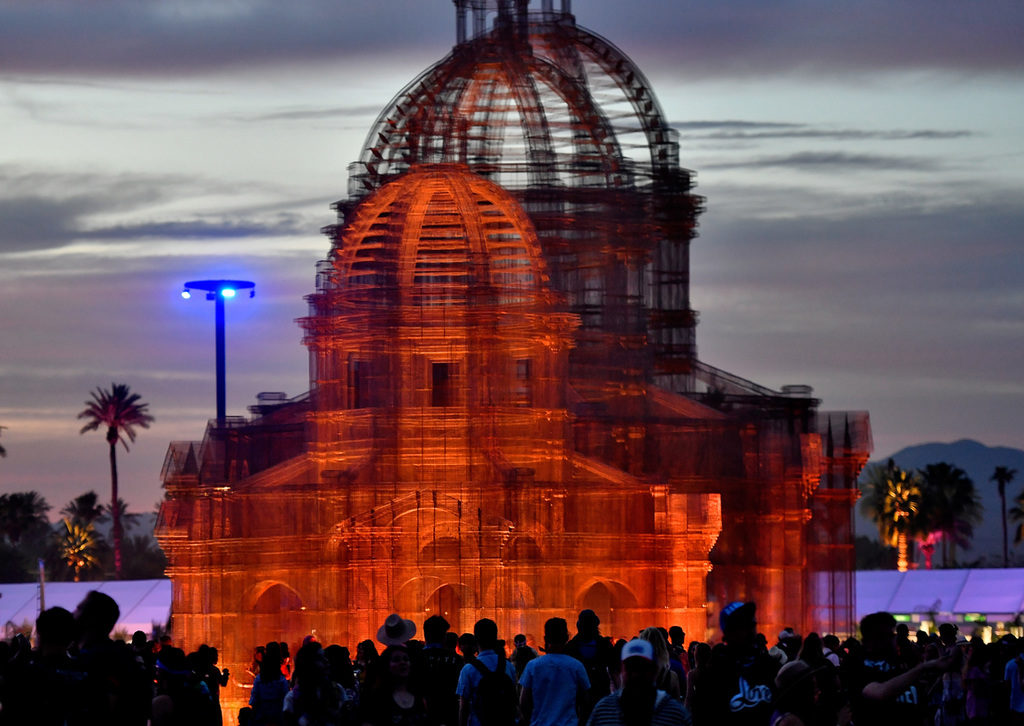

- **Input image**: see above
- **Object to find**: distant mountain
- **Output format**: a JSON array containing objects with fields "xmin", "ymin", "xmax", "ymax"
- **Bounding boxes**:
[
  {"xmin": 855, "ymin": 440, "xmax": 1024, "ymax": 567},
  {"xmin": 85, "ymin": 511, "xmax": 158, "ymax": 541}
]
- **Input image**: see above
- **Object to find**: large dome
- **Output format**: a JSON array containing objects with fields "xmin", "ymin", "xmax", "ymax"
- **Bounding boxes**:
[
  {"xmin": 349, "ymin": 3, "xmax": 683, "ymax": 197},
  {"xmin": 334, "ymin": 0, "xmax": 704, "ymax": 388}
]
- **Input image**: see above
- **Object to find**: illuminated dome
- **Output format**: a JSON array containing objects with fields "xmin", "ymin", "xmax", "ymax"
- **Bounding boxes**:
[
  {"xmin": 322, "ymin": 164, "xmax": 554, "ymax": 308},
  {"xmin": 342, "ymin": 2, "xmax": 703, "ymax": 388},
  {"xmin": 350, "ymin": 2, "xmax": 683, "ymax": 196}
]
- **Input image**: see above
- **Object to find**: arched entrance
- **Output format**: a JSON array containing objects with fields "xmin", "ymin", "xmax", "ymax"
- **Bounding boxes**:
[
  {"xmin": 249, "ymin": 582, "xmax": 305, "ymax": 648},
  {"xmin": 578, "ymin": 580, "xmax": 638, "ymax": 640},
  {"xmin": 426, "ymin": 584, "xmax": 463, "ymax": 634}
]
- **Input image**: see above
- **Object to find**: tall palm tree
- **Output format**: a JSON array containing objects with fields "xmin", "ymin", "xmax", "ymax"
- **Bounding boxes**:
[
  {"xmin": 78, "ymin": 383, "xmax": 153, "ymax": 578},
  {"xmin": 919, "ymin": 463, "xmax": 981, "ymax": 567},
  {"xmin": 0, "ymin": 491, "xmax": 51, "ymax": 545},
  {"xmin": 0, "ymin": 425, "xmax": 7, "ymax": 457},
  {"xmin": 860, "ymin": 459, "xmax": 923, "ymax": 571},
  {"xmin": 993, "ymin": 466, "xmax": 1018, "ymax": 567}
]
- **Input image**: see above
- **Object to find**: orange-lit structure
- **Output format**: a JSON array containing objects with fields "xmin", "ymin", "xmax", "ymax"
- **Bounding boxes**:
[{"xmin": 157, "ymin": 0, "xmax": 870, "ymax": 713}]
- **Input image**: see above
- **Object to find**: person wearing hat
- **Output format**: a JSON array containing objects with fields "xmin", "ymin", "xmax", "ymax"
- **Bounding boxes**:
[
  {"xmin": 519, "ymin": 618, "xmax": 590, "ymax": 726},
  {"xmin": 360, "ymin": 642, "xmax": 428, "ymax": 726},
  {"xmin": 513, "ymin": 634, "xmax": 539, "ymax": 680},
  {"xmin": 586, "ymin": 639, "xmax": 691, "ymax": 726},
  {"xmin": 378, "ymin": 613, "xmax": 418, "ymax": 647},
  {"xmin": 696, "ymin": 601, "xmax": 778, "ymax": 726},
  {"xmin": 770, "ymin": 660, "xmax": 826, "ymax": 726}
]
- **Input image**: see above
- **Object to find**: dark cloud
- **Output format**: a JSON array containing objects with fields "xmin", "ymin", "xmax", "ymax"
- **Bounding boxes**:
[
  {"xmin": 80, "ymin": 216, "xmax": 305, "ymax": 241},
  {"xmin": 0, "ymin": 1, "xmax": 448, "ymax": 77},
  {"xmin": 0, "ymin": 167, "xmax": 314, "ymax": 252},
  {"xmin": 0, "ymin": 197, "xmax": 89, "ymax": 252},
  {"xmin": 595, "ymin": 1, "xmax": 1024, "ymax": 78},
  {"xmin": 239, "ymin": 105, "xmax": 384, "ymax": 123},
  {"xmin": 672, "ymin": 121, "xmax": 974, "ymax": 142},
  {"xmin": 673, "ymin": 121, "xmax": 802, "ymax": 131},
  {"xmin": 1, "ymin": 1, "xmax": 1022, "ymax": 78},
  {"xmin": 704, "ymin": 151, "xmax": 940, "ymax": 172},
  {"xmin": 0, "ymin": 168, "xmax": 189, "ymax": 251}
]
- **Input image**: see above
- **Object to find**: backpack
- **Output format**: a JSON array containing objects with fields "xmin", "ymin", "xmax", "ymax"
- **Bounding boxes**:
[{"xmin": 468, "ymin": 652, "xmax": 517, "ymax": 726}]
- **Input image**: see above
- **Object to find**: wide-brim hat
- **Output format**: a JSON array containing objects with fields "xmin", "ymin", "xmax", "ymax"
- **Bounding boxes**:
[{"xmin": 377, "ymin": 613, "xmax": 417, "ymax": 646}]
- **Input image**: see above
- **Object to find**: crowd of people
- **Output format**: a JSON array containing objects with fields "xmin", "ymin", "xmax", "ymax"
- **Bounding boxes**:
[{"xmin": 3, "ymin": 590, "xmax": 1024, "ymax": 726}]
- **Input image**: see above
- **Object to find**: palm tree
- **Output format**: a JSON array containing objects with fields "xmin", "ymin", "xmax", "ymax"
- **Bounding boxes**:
[
  {"xmin": 1010, "ymin": 490, "xmax": 1024, "ymax": 549},
  {"xmin": 61, "ymin": 490, "xmax": 106, "ymax": 526},
  {"xmin": 78, "ymin": 383, "xmax": 154, "ymax": 578},
  {"xmin": 98, "ymin": 497, "xmax": 142, "ymax": 534},
  {"xmin": 121, "ymin": 533, "xmax": 168, "ymax": 579},
  {"xmin": 919, "ymin": 463, "xmax": 981, "ymax": 567},
  {"xmin": 58, "ymin": 518, "xmax": 100, "ymax": 581},
  {"xmin": 860, "ymin": 459, "xmax": 923, "ymax": 571},
  {"xmin": 0, "ymin": 425, "xmax": 7, "ymax": 457},
  {"xmin": 0, "ymin": 491, "xmax": 51, "ymax": 545},
  {"xmin": 992, "ymin": 466, "xmax": 1017, "ymax": 567}
]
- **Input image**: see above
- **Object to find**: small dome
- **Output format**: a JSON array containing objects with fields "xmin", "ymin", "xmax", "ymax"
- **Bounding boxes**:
[{"xmin": 326, "ymin": 164, "xmax": 552, "ymax": 307}]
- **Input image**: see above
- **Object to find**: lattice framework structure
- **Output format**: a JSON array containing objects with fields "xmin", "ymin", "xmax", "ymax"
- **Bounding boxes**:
[{"xmin": 157, "ymin": 3, "xmax": 870, "ymax": 716}]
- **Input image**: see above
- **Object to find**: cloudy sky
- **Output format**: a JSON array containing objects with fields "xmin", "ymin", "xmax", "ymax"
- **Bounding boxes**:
[{"xmin": 1, "ymin": 0, "xmax": 1022, "ymax": 520}]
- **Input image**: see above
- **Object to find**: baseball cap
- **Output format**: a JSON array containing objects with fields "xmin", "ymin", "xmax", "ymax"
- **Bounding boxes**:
[{"xmin": 621, "ymin": 638, "xmax": 655, "ymax": 662}]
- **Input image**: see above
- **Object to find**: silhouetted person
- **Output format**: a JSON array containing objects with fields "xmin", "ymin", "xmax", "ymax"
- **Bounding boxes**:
[
  {"xmin": 284, "ymin": 641, "xmax": 347, "ymax": 726},
  {"xmin": 251, "ymin": 642, "xmax": 290, "ymax": 726},
  {"xmin": 586, "ymin": 639, "xmax": 691, "ymax": 726},
  {"xmin": 3, "ymin": 606, "xmax": 77, "ymax": 725},
  {"xmin": 68, "ymin": 589, "xmax": 151, "ymax": 726},
  {"xmin": 457, "ymin": 618, "xmax": 519, "ymax": 726},
  {"xmin": 422, "ymin": 614, "xmax": 464, "ymax": 726},
  {"xmin": 152, "ymin": 646, "xmax": 220, "ymax": 726},
  {"xmin": 851, "ymin": 611, "xmax": 954, "ymax": 726},
  {"xmin": 700, "ymin": 601, "xmax": 778, "ymax": 726},
  {"xmin": 361, "ymin": 644, "xmax": 428, "ymax": 726},
  {"xmin": 520, "ymin": 617, "xmax": 590, "ymax": 726},
  {"xmin": 566, "ymin": 609, "xmax": 617, "ymax": 725}
]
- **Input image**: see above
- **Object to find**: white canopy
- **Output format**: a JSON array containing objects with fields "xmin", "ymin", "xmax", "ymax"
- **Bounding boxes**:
[
  {"xmin": 855, "ymin": 568, "xmax": 1024, "ymax": 622},
  {"xmin": 0, "ymin": 578, "xmax": 170, "ymax": 637}
]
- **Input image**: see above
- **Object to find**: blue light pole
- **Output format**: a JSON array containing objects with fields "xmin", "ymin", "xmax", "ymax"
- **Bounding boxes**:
[{"xmin": 182, "ymin": 279, "xmax": 255, "ymax": 425}]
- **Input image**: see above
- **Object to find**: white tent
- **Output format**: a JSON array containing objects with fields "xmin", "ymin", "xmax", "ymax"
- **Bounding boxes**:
[
  {"xmin": 855, "ymin": 568, "xmax": 1024, "ymax": 633},
  {"xmin": 0, "ymin": 579, "xmax": 170, "ymax": 637}
]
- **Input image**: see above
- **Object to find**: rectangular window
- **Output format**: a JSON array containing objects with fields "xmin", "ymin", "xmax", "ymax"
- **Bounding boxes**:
[
  {"xmin": 514, "ymin": 358, "xmax": 532, "ymax": 406},
  {"xmin": 432, "ymin": 362, "xmax": 452, "ymax": 407},
  {"xmin": 350, "ymin": 359, "xmax": 370, "ymax": 408}
]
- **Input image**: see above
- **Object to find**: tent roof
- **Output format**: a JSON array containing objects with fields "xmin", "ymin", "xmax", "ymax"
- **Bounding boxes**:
[
  {"xmin": 7, "ymin": 571, "xmax": 1024, "ymax": 639},
  {"xmin": 855, "ymin": 568, "xmax": 1024, "ymax": 621},
  {"xmin": 0, "ymin": 579, "xmax": 170, "ymax": 637}
]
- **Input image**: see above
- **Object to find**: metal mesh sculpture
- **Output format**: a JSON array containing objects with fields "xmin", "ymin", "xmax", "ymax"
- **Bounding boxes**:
[{"xmin": 157, "ymin": 3, "xmax": 870, "ymax": 716}]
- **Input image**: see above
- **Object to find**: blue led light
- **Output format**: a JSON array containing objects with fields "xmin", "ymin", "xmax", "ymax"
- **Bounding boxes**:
[
  {"xmin": 181, "ymin": 290, "xmax": 192, "ymax": 299},
  {"xmin": 221, "ymin": 288, "xmax": 237, "ymax": 298}
]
